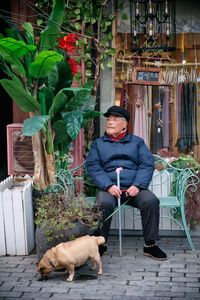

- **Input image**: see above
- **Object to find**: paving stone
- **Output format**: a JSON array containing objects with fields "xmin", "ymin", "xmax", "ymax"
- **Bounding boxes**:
[
  {"xmin": 0, "ymin": 268, "xmax": 25, "ymax": 273},
  {"xmin": 49, "ymin": 296, "xmax": 84, "ymax": 300},
  {"xmin": 143, "ymin": 297, "xmax": 171, "ymax": 300},
  {"xmin": 171, "ymin": 286, "xmax": 199, "ymax": 292},
  {"xmin": 172, "ymin": 276, "xmax": 199, "ymax": 282},
  {"xmin": 156, "ymin": 291, "xmax": 185, "ymax": 297},
  {"xmin": 184, "ymin": 292, "xmax": 200, "ymax": 298},
  {"xmin": 0, "ymin": 291, "xmax": 23, "ymax": 298},
  {"xmin": 10, "ymin": 273, "xmax": 36, "ymax": 279},
  {"xmin": 22, "ymin": 292, "xmax": 52, "ymax": 298},
  {"xmin": 0, "ymin": 273, "xmax": 11, "ymax": 277},
  {"xmin": 0, "ymin": 286, "xmax": 13, "ymax": 292},
  {"xmin": 112, "ymin": 297, "xmax": 141, "ymax": 300},
  {"xmin": 12, "ymin": 286, "xmax": 41, "ymax": 292},
  {"xmin": 2, "ymin": 281, "xmax": 30, "ymax": 287},
  {"xmin": 40, "ymin": 286, "xmax": 70, "ymax": 293}
]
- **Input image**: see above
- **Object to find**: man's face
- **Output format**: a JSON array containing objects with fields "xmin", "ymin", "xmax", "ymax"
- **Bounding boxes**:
[{"xmin": 106, "ymin": 114, "xmax": 127, "ymax": 137}]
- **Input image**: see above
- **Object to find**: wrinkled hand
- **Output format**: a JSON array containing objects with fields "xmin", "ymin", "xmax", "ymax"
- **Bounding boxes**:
[
  {"xmin": 125, "ymin": 186, "xmax": 139, "ymax": 197},
  {"xmin": 107, "ymin": 185, "xmax": 122, "ymax": 198}
]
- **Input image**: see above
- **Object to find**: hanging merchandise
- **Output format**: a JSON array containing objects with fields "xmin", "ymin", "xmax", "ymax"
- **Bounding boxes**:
[
  {"xmin": 197, "ymin": 85, "xmax": 200, "ymax": 142},
  {"xmin": 162, "ymin": 87, "xmax": 170, "ymax": 150},
  {"xmin": 118, "ymin": 52, "xmax": 199, "ymax": 155},
  {"xmin": 144, "ymin": 59, "xmax": 200, "ymax": 153},
  {"xmin": 152, "ymin": 87, "xmax": 163, "ymax": 153},
  {"xmin": 133, "ymin": 86, "xmax": 148, "ymax": 145},
  {"xmin": 176, "ymin": 82, "xmax": 197, "ymax": 151},
  {"xmin": 145, "ymin": 86, "xmax": 153, "ymax": 148}
]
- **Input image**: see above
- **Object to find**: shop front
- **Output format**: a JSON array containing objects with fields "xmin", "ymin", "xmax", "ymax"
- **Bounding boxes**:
[{"xmin": 107, "ymin": 0, "xmax": 200, "ymax": 161}]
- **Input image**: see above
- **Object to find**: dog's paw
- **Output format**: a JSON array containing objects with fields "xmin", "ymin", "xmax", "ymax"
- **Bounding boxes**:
[
  {"xmin": 66, "ymin": 277, "xmax": 73, "ymax": 282},
  {"xmin": 97, "ymin": 271, "xmax": 102, "ymax": 275}
]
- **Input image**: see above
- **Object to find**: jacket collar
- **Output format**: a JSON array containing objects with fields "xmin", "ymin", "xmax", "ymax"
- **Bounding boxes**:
[{"xmin": 103, "ymin": 131, "xmax": 131, "ymax": 142}]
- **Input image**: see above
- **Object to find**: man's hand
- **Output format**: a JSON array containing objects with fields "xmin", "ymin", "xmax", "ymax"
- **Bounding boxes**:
[
  {"xmin": 125, "ymin": 186, "xmax": 139, "ymax": 197},
  {"xmin": 107, "ymin": 185, "xmax": 122, "ymax": 198}
]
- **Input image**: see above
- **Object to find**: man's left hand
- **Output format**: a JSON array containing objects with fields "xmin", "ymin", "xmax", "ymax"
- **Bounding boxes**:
[{"xmin": 125, "ymin": 186, "xmax": 139, "ymax": 197}]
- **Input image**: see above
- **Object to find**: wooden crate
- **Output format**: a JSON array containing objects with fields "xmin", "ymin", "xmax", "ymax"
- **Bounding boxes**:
[{"xmin": 0, "ymin": 176, "xmax": 35, "ymax": 255}]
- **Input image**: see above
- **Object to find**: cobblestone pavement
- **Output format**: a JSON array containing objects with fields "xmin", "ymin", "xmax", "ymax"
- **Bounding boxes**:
[{"xmin": 0, "ymin": 235, "xmax": 200, "ymax": 300}]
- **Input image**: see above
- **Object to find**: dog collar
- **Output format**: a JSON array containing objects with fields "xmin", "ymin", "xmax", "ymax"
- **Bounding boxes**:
[{"xmin": 47, "ymin": 258, "xmax": 55, "ymax": 268}]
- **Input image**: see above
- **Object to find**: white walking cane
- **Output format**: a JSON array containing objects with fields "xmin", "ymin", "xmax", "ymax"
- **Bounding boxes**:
[{"xmin": 116, "ymin": 167, "xmax": 123, "ymax": 257}]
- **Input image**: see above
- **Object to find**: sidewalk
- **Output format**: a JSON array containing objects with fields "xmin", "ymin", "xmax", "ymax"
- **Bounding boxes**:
[{"xmin": 0, "ymin": 235, "xmax": 200, "ymax": 300}]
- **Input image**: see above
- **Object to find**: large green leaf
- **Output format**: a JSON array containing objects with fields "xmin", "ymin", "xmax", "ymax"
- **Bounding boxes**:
[
  {"xmin": 39, "ymin": 0, "xmax": 65, "ymax": 51},
  {"xmin": 60, "ymin": 87, "xmax": 85, "ymax": 93},
  {"xmin": 52, "ymin": 119, "xmax": 69, "ymax": 145},
  {"xmin": 62, "ymin": 111, "xmax": 83, "ymax": 140},
  {"xmin": 0, "ymin": 37, "xmax": 36, "ymax": 77},
  {"xmin": 22, "ymin": 115, "xmax": 50, "ymax": 136},
  {"xmin": 48, "ymin": 65, "xmax": 59, "ymax": 92},
  {"xmin": 22, "ymin": 22, "xmax": 35, "ymax": 45},
  {"xmin": 5, "ymin": 28, "xmax": 21, "ymax": 40},
  {"xmin": 50, "ymin": 92, "xmax": 67, "ymax": 117},
  {"xmin": 55, "ymin": 61, "xmax": 72, "ymax": 93},
  {"xmin": 29, "ymin": 51, "xmax": 63, "ymax": 78},
  {"xmin": 0, "ymin": 44, "xmax": 27, "ymax": 77},
  {"xmin": 66, "ymin": 88, "xmax": 92, "ymax": 111},
  {"xmin": 10, "ymin": 59, "xmax": 26, "ymax": 77},
  {"xmin": 81, "ymin": 80, "xmax": 94, "ymax": 91},
  {"xmin": 0, "ymin": 56, "xmax": 24, "ymax": 87},
  {"xmin": 82, "ymin": 111, "xmax": 102, "ymax": 125},
  {"xmin": 0, "ymin": 79, "xmax": 41, "ymax": 112},
  {"xmin": 44, "ymin": 87, "xmax": 54, "ymax": 113},
  {"xmin": 79, "ymin": 95, "xmax": 96, "ymax": 112},
  {"xmin": 0, "ymin": 37, "xmax": 36, "ymax": 58}
]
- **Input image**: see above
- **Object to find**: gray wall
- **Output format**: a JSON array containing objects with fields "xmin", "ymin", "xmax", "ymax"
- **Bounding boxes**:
[{"xmin": 117, "ymin": 0, "xmax": 200, "ymax": 33}]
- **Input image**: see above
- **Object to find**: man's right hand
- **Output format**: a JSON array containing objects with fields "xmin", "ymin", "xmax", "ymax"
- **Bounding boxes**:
[{"xmin": 107, "ymin": 185, "xmax": 122, "ymax": 198}]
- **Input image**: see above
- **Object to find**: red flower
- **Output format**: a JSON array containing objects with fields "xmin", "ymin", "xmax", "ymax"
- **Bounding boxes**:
[
  {"xmin": 35, "ymin": 37, "xmax": 39, "ymax": 45},
  {"xmin": 68, "ymin": 58, "xmax": 79, "ymax": 76},
  {"xmin": 58, "ymin": 34, "xmax": 78, "ymax": 52}
]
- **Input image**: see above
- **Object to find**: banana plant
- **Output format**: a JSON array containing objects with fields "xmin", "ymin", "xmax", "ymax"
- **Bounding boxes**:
[{"xmin": 0, "ymin": 0, "xmax": 100, "ymax": 190}]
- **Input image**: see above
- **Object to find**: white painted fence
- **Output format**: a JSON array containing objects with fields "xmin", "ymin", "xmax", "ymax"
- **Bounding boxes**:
[
  {"xmin": 110, "ymin": 170, "xmax": 180, "ymax": 231},
  {"xmin": 0, "ymin": 176, "xmax": 35, "ymax": 255}
]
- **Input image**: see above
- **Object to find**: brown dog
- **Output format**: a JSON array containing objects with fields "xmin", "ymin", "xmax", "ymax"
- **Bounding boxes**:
[{"xmin": 37, "ymin": 235, "xmax": 105, "ymax": 281}]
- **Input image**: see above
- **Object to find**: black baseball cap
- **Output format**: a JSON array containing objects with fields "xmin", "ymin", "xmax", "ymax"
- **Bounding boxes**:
[{"xmin": 103, "ymin": 105, "xmax": 130, "ymax": 122}]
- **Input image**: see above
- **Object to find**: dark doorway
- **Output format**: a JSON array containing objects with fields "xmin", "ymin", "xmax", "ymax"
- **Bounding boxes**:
[{"xmin": 0, "ymin": 1, "xmax": 13, "ymax": 181}]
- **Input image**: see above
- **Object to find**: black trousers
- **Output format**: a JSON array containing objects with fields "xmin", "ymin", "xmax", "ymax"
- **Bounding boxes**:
[{"xmin": 94, "ymin": 189, "xmax": 160, "ymax": 243}]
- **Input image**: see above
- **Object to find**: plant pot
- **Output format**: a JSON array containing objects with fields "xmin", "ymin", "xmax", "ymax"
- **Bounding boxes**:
[
  {"xmin": 35, "ymin": 222, "xmax": 93, "ymax": 262},
  {"xmin": 0, "ymin": 176, "xmax": 35, "ymax": 255}
]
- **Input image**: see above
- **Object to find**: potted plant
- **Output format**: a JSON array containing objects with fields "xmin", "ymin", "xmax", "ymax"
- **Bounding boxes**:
[
  {"xmin": 34, "ymin": 188, "xmax": 102, "ymax": 262},
  {"xmin": 156, "ymin": 150, "xmax": 200, "ymax": 230},
  {"xmin": 0, "ymin": 0, "xmax": 102, "ymax": 256}
]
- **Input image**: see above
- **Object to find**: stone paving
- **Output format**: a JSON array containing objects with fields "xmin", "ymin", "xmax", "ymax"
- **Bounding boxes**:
[{"xmin": 0, "ymin": 235, "xmax": 200, "ymax": 300}]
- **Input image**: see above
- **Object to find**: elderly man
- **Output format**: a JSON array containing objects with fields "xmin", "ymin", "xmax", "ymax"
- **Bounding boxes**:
[{"xmin": 86, "ymin": 105, "xmax": 167, "ymax": 260}]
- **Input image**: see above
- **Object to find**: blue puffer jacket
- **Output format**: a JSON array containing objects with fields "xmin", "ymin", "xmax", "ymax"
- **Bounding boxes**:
[{"xmin": 86, "ymin": 132, "xmax": 154, "ymax": 191}]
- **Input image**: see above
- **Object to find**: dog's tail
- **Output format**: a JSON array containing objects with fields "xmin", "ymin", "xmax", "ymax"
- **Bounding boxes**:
[{"xmin": 95, "ymin": 236, "xmax": 105, "ymax": 246}]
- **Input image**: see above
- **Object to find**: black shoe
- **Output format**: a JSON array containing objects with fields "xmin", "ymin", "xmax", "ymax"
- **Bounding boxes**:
[
  {"xmin": 143, "ymin": 244, "xmax": 167, "ymax": 261},
  {"xmin": 98, "ymin": 244, "xmax": 107, "ymax": 257}
]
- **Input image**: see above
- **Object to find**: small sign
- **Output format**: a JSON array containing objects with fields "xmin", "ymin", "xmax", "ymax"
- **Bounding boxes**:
[{"xmin": 132, "ymin": 67, "xmax": 162, "ymax": 85}]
